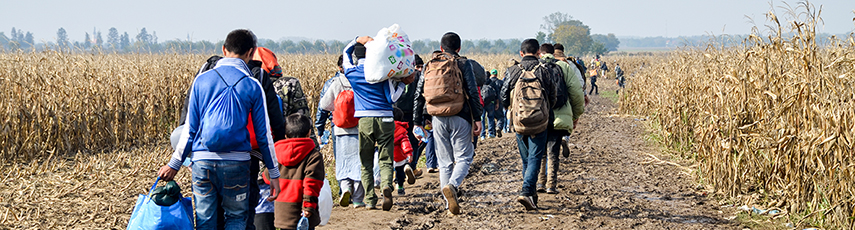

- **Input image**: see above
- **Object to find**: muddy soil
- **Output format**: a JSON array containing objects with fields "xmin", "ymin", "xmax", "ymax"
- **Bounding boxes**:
[{"xmin": 318, "ymin": 86, "xmax": 740, "ymax": 230}]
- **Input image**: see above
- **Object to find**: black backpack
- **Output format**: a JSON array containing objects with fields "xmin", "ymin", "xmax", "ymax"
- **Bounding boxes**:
[
  {"xmin": 542, "ymin": 59, "xmax": 567, "ymax": 109},
  {"xmin": 480, "ymin": 83, "xmax": 497, "ymax": 103}
]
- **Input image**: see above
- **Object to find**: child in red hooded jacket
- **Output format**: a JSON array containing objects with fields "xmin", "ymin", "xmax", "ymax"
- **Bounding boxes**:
[
  {"xmin": 272, "ymin": 113, "xmax": 325, "ymax": 230},
  {"xmin": 393, "ymin": 107, "xmax": 416, "ymax": 195}
]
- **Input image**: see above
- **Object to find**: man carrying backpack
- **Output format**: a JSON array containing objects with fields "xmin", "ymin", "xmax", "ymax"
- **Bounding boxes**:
[
  {"xmin": 479, "ymin": 70, "xmax": 499, "ymax": 139},
  {"xmin": 501, "ymin": 39, "xmax": 558, "ymax": 210},
  {"xmin": 159, "ymin": 29, "xmax": 281, "ymax": 230},
  {"xmin": 412, "ymin": 32, "xmax": 483, "ymax": 215},
  {"xmin": 537, "ymin": 44, "xmax": 585, "ymax": 195},
  {"xmin": 488, "ymin": 69, "xmax": 505, "ymax": 138}
]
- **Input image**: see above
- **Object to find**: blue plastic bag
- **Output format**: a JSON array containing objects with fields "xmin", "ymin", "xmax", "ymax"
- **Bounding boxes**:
[{"xmin": 127, "ymin": 178, "xmax": 194, "ymax": 230}]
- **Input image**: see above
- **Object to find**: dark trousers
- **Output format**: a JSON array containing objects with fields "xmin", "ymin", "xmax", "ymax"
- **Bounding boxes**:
[
  {"xmin": 253, "ymin": 213, "xmax": 274, "ymax": 230},
  {"xmin": 394, "ymin": 165, "xmax": 406, "ymax": 187},
  {"xmin": 404, "ymin": 115, "xmax": 424, "ymax": 169},
  {"xmin": 539, "ymin": 130, "xmax": 567, "ymax": 189},
  {"xmin": 589, "ymin": 79, "xmax": 598, "ymax": 95}
]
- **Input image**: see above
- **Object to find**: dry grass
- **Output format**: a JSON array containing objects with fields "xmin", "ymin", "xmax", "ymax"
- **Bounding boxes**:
[
  {"xmin": 0, "ymin": 50, "xmax": 512, "ymax": 229},
  {"xmin": 619, "ymin": 3, "xmax": 855, "ymax": 229}
]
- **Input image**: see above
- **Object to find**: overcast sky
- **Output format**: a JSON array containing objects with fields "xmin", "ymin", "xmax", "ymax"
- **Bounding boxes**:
[{"xmin": 1, "ymin": 0, "xmax": 853, "ymax": 43}]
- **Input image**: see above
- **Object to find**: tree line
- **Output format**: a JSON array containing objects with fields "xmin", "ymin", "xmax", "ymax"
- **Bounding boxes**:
[{"xmin": 0, "ymin": 13, "xmax": 621, "ymax": 55}]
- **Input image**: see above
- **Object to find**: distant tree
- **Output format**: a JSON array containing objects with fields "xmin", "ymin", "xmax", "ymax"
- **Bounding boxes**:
[
  {"xmin": 428, "ymin": 40, "xmax": 440, "ymax": 52},
  {"xmin": 411, "ymin": 40, "xmax": 427, "ymax": 54},
  {"xmin": 461, "ymin": 40, "xmax": 474, "ymax": 53},
  {"xmin": 0, "ymin": 32, "xmax": 8, "ymax": 48},
  {"xmin": 536, "ymin": 32, "xmax": 547, "ymax": 44},
  {"xmin": 492, "ymin": 39, "xmax": 507, "ymax": 54},
  {"xmin": 120, "ymin": 32, "xmax": 130, "ymax": 51},
  {"xmin": 56, "ymin": 27, "xmax": 69, "ymax": 50},
  {"xmin": 10, "ymin": 28, "xmax": 17, "ymax": 43},
  {"xmin": 107, "ymin": 27, "xmax": 119, "ymax": 49},
  {"xmin": 95, "ymin": 31, "xmax": 102, "ymax": 48},
  {"xmin": 135, "ymin": 28, "xmax": 152, "ymax": 49},
  {"xmin": 84, "ymin": 32, "xmax": 91, "ymax": 49},
  {"xmin": 24, "ymin": 32, "xmax": 33, "ymax": 48},
  {"xmin": 327, "ymin": 40, "xmax": 345, "ymax": 54},
  {"xmin": 298, "ymin": 40, "xmax": 313, "ymax": 53},
  {"xmin": 476, "ymin": 39, "xmax": 491, "ymax": 53},
  {"xmin": 313, "ymin": 40, "xmax": 325, "ymax": 53},
  {"xmin": 591, "ymin": 33, "xmax": 620, "ymax": 52},
  {"xmin": 507, "ymin": 38, "xmax": 522, "ymax": 53},
  {"xmin": 280, "ymin": 40, "xmax": 295, "ymax": 53},
  {"xmin": 551, "ymin": 24, "xmax": 594, "ymax": 56}
]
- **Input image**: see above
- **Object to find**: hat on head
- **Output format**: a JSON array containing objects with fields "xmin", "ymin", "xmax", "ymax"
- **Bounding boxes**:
[
  {"xmin": 253, "ymin": 47, "xmax": 282, "ymax": 78},
  {"xmin": 353, "ymin": 43, "xmax": 366, "ymax": 59},
  {"xmin": 490, "ymin": 69, "xmax": 498, "ymax": 75}
]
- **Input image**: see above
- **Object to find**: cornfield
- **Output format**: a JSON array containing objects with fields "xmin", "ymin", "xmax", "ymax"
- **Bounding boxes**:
[
  {"xmin": 619, "ymin": 3, "xmax": 855, "ymax": 229},
  {"xmin": 0, "ymin": 49, "xmax": 514, "ymax": 228}
]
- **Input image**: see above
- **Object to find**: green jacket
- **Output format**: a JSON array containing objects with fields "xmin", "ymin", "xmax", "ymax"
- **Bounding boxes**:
[{"xmin": 542, "ymin": 54, "xmax": 585, "ymax": 132}]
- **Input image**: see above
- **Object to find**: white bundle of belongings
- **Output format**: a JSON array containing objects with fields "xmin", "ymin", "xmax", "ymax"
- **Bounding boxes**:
[{"xmin": 364, "ymin": 24, "xmax": 416, "ymax": 84}]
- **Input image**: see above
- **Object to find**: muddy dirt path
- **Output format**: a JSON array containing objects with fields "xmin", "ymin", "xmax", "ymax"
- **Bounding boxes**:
[{"xmin": 318, "ymin": 85, "xmax": 740, "ymax": 230}]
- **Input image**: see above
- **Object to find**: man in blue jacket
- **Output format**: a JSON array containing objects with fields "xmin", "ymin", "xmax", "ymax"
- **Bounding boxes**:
[
  {"xmin": 159, "ymin": 29, "xmax": 281, "ymax": 230},
  {"xmin": 343, "ymin": 36, "xmax": 406, "ymax": 211}
]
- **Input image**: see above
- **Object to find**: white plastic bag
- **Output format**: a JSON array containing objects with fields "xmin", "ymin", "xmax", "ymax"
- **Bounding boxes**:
[
  {"xmin": 318, "ymin": 179, "xmax": 333, "ymax": 225},
  {"xmin": 364, "ymin": 24, "xmax": 416, "ymax": 84}
]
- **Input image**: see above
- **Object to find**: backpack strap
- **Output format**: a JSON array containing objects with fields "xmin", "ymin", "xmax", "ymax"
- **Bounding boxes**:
[{"xmin": 212, "ymin": 69, "xmax": 249, "ymax": 87}]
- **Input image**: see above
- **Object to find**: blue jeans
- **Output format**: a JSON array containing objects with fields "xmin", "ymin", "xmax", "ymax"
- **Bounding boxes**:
[
  {"xmin": 192, "ymin": 160, "xmax": 251, "ymax": 230},
  {"xmin": 515, "ymin": 132, "xmax": 547, "ymax": 196},
  {"xmin": 480, "ymin": 102, "xmax": 496, "ymax": 137},
  {"xmin": 424, "ymin": 130, "xmax": 437, "ymax": 169}
]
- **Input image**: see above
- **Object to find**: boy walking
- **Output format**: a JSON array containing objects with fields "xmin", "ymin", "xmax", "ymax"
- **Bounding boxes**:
[
  {"xmin": 343, "ymin": 36, "xmax": 406, "ymax": 211},
  {"xmin": 272, "ymin": 114, "xmax": 326, "ymax": 230},
  {"xmin": 159, "ymin": 29, "xmax": 281, "ymax": 230},
  {"xmin": 501, "ymin": 38, "xmax": 558, "ymax": 210},
  {"xmin": 413, "ymin": 32, "xmax": 483, "ymax": 215}
]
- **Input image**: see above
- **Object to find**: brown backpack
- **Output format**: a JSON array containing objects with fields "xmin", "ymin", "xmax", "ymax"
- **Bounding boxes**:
[
  {"xmin": 510, "ymin": 63, "xmax": 549, "ymax": 135},
  {"xmin": 423, "ymin": 52, "xmax": 466, "ymax": 116}
]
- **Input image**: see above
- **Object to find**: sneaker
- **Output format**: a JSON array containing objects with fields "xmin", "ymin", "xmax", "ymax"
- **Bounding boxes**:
[
  {"xmin": 561, "ymin": 139, "xmax": 571, "ymax": 158},
  {"xmin": 496, "ymin": 132, "xmax": 502, "ymax": 138},
  {"xmin": 413, "ymin": 168, "xmax": 423, "ymax": 178},
  {"xmin": 480, "ymin": 136, "xmax": 485, "ymax": 141},
  {"xmin": 339, "ymin": 189, "xmax": 352, "ymax": 207},
  {"xmin": 536, "ymin": 184, "xmax": 546, "ymax": 193},
  {"xmin": 442, "ymin": 184, "xmax": 460, "ymax": 215},
  {"xmin": 428, "ymin": 168, "xmax": 438, "ymax": 173},
  {"xmin": 546, "ymin": 188, "xmax": 558, "ymax": 194},
  {"xmin": 353, "ymin": 202, "xmax": 366, "ymax": 208},
  {"xmin": 397, "ymin": 188, "xmax": 405, "ymax": 195},
  {"xmin": 517, "ymin": 196, "xmax": 537, "ymax": 210},
  {"xmin": 382, "ymin": 187, "xmax": 393, "ymax": 211},
  {"xmin": 365, "ymin": 203, "xmax": 378, "ymax": 210},
  {"xmin": 404, "ymin": 165, "xmax": 416, "ymax": 185}
]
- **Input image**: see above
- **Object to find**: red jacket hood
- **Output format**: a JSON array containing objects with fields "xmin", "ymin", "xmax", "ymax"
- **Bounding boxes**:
[
  {"xmin": 274, "ymin": 138, "xmax": 316, "ymax": 167},
  {"xmin": 394, "ymin": 121, "xmax": 409, "ymax": 140}
]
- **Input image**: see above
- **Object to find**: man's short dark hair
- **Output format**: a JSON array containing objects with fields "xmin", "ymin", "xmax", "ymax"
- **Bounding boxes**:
[
  {"xmin": 414, "ymin": 54, "xmax": 424, "ymax": 66},
  {"xmin": 441, "ymin": 32, "xmax": 461, "ymax": 52},
  {"xmin": 520, "ymin": 39, "xmax": 539, "ymax": 55},
  {"xmin": 285, "ymin": 113, "xmax": 311, "ymax": 138},
  {"xmin": 336, "ymin": 54, "xmax": 344, "ymax": 68},
  {"xmin": 392, "ymin": 107, "xmax": 404, "ymax": 122},
  {"xmin": 539, "ymin": 43, "xmax": 555, "ymax": 54},
  {"xmin": 224, "ymin": 29, "xmax": 257, "ymax": 55},
  {"xmin": 553, "ymin": 43, "xmax": 565, "ymax": 51}
]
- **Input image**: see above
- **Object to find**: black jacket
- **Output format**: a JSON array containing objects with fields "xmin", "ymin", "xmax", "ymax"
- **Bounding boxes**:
[
  {"xmin": 501, "ymin": 55, "xmax": 559, "ymax": 127},
  {"xmin": 395, "ymin": 70, "xmax": 421, "ymax": 122},
  {"xmin": 413, "ymin": 52, "xmax": 483, "ymax": 126},
  {"xmin": 179, "ymin": 57, "xmax": 287, "ymax": 142}
]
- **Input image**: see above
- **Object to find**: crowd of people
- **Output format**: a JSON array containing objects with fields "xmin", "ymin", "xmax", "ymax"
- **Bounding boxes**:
[{"xmin": 157, "ymin": 28, "xmax": 624, "ymax": 230}]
